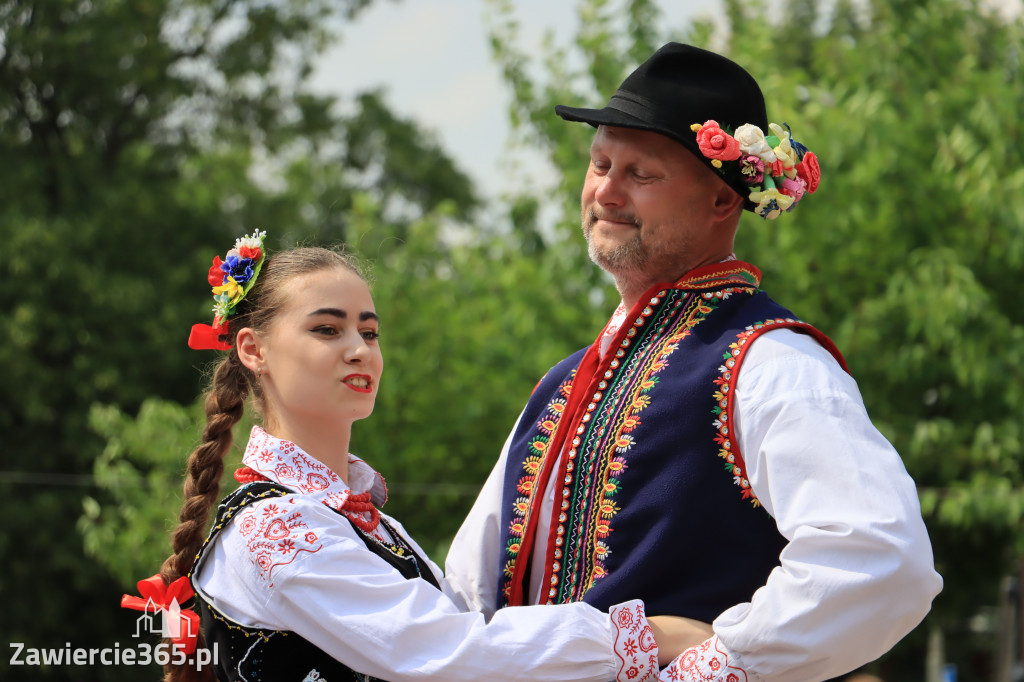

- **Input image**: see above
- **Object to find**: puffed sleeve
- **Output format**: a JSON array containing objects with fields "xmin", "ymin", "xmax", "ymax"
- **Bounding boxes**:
[
  {"xmin": 660, "ymin": 329, "xmax": 942, "ymax": 681},
  {"xmin": 442, "ymin": 412, "xmax": 523, "ymax": 618},
  {"xmin": 198, "ymin": 490, "xmax": 661, "ymax": 682}
]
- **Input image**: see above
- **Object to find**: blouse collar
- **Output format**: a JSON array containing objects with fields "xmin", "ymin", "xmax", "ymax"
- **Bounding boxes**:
[{"xmin": 241, "ymin": 425, "xmax": 388, "ymax": 511}]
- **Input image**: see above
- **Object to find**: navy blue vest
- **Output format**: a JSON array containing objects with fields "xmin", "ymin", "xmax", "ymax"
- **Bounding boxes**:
[
  {"xmin": 191, "ymin": 482, "xmax": 439, "ymax": 682},
  {"xmin": 495, "ymin": 263, "xmax": 845, "ymax": 623}
]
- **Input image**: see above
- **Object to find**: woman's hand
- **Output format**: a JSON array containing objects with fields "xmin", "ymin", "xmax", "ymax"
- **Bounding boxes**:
[{"xmin": 647, "ymin": 615, "xmax": 714, "ymax": 665}]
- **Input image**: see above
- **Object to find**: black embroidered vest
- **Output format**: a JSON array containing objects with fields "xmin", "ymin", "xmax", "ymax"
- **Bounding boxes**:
[
  {"xmin": 495, "ymin": 263, "xmax": 845, "ymax": 623},
  {"xmin": 190, "ymin": 482, "xmax": 439, "ymax": 682}
]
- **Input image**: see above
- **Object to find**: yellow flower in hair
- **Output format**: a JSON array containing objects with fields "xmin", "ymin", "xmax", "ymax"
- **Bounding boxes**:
[{"xmin": 213, "ymin": 276, "xmax": 243, "ymax": 303}]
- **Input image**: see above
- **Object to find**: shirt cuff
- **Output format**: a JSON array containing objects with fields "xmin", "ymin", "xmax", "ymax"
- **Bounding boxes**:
[
  {"xmin": 659, "ymin": 635, "xmax": 752, "ymax": 682},
  {"xmin": 609, "ymin": 599, "xmax": 659, "ymax": 682}
]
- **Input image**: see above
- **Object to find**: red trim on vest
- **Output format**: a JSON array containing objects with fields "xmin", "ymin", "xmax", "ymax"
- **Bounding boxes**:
[{"xmin": 722, "ymin": 322, "xmax": 847, "ymax": 505}]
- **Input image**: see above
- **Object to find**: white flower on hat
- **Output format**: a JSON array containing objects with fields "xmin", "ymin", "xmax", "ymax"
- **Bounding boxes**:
[{"xmin": 734, "ymin": 124, "xmax": 776, "ymax": 163}]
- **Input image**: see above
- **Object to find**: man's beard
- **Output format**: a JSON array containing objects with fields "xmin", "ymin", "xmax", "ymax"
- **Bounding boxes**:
[{"xmin": 583, "ymin": 207, "xmax": 647, "ymax": 273}]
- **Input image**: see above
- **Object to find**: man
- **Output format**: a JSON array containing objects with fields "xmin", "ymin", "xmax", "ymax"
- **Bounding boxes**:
[{"xmin": 444, "ymin": 43, "xmax": 942, "ymax": 681}]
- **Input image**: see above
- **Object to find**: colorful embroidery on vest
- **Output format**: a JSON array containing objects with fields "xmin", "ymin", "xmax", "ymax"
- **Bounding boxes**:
[
  {"xmin": 713, "ymin": 317, "xmax": 808, "ymax": 508},
  {"xmin": 545, "ymin": 286, "xmax": 753, "ymax": 603},
  {"xmin": 500, "ymin": 372, "xmax": 575, "ymax": 599}
]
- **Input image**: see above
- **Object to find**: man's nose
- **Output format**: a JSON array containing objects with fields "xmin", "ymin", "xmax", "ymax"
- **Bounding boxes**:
[{"xmin": 594, "ymin": 171, "xmax": 625, "ymax": 206}]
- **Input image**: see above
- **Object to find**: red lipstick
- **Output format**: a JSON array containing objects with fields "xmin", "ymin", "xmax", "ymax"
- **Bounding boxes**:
[{"xmin": 342, "ymin": 374, "xmax": 373, "ymax": 393}]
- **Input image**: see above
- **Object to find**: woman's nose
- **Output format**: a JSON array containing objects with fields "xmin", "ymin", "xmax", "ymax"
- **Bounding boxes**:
[{"xmin": 345, "ymin": 339, "xmax": 369, "ymax": 363}]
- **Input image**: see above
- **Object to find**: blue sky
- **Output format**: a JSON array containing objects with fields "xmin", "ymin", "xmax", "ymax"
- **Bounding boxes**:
[
  {"xmin": 309, "ymin": 0, "xmax": 1021, "ymax": 201},
  {"xmin": 310, "ymin": 0, "xmax": 715, "ymax": 200}
]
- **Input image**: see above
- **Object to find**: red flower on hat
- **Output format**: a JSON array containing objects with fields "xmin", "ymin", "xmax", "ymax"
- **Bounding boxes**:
[
  {"xmin": 696, "ymin": 120, "xmax": 741, "ymax": 162},
  {"xmin": 796, "ymin": 151, "xmax": 821, "ymax": 193}
]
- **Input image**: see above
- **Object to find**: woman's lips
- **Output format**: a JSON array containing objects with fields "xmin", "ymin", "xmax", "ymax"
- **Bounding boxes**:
[{"xmin": 342, "ymin": 374, "xmax": 373, "ymax": 393}]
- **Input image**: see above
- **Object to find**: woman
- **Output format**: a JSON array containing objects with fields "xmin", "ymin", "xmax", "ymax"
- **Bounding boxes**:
[{"xmin": 125, "ymin": 232, "xmax": 706, "ymax": 681}]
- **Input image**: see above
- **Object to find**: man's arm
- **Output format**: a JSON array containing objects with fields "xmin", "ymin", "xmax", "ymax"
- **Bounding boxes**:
[
  {"xmin": 442, "ymin": 414, "xmax": 523, "ymax": 619},
  {"xmin": 661, "ymin": 329, "xmax": 942, "ymax": 681}
]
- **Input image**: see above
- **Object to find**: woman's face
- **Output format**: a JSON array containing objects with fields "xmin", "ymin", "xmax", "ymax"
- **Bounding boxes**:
[{"xmin": 257, "ymin": 267, "xmax": 382, "ymax": 430}]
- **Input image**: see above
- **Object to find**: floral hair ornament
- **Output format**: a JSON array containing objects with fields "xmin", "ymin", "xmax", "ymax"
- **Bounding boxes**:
[
  {"xmin": 187, "ymin": 229, "xmax": 268, "ymax": 350},
  {"xmin": 691, "ymin": 120, "xmax": 820, "ymax": 220}
]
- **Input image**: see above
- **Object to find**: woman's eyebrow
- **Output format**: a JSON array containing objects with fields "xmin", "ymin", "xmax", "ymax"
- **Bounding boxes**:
[
  {"xmin": 308, "ymin": 307, "xmax": 346, "ymax": 319},
  {"xmin": 308, "ymin": 308, "xmax": 379, "ymax": 322}
]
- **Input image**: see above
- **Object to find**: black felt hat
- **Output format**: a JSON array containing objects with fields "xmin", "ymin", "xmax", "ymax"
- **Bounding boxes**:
[{"xmin": 555, "ymin": 42, "xmax": 768, "ymax": 206}]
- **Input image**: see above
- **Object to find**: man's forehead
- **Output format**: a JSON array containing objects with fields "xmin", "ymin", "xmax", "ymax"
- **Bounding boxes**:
[{"xmin": 591, "ymin": 125, "xmax": 688, "ymax": 161}]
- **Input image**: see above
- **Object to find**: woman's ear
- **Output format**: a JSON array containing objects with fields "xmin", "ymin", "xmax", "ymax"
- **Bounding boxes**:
[{"xmin": 236, "ymin": 327, "xmax": 264, "ymax": 373}]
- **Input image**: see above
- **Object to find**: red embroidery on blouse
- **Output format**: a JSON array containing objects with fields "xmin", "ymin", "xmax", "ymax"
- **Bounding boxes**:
[
  {"xmin": 610, "ymin": 600, "xmax": 658, "ymax": 682},
  {"xmin": 236, "ymin": 498, "xmax": 322, "ymax": 586},
  {"xmin": 662, "ymin": 635, "xmax": 747, "ymax": 682}
]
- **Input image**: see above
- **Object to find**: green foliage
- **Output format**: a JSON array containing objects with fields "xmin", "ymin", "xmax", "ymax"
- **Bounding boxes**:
[
  {"xmin": 0, "ymin": 1, "xmax": 478, "ymax": 678},
  {"xmin": 486, "ymin": 0, "xmax": 1024, "ymax": 677},
  {"xmin": 353, "ymin": 204, "xmax": 605, "ymax": 557},
  {"xmin": 79, "ymin": 398, "xmax": 247, "ymax": 585}
]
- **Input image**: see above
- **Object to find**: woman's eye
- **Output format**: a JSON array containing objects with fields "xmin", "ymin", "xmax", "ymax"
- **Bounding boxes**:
[
  {"xmin": 361, "ymin": 330, "xmax": 380, "ymax": 342},
  {"xmin": 313, "ymin": 326, "xmax": 337, "ymax": 336}
]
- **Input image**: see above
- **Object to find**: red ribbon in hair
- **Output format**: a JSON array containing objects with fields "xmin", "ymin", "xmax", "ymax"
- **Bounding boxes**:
[
  {"xmin": 187, "ymin": 316, "xmax": 231, "ymax": 351},
  {"xmin": 121, "ymin": 574, "xmax": 200, "ymax": 654}
]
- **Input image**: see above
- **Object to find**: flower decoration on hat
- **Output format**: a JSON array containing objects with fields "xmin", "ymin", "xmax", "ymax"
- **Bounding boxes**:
[
  {"xmin": 690, "ymin": 120, "xmax": 820, "ymax": 220},
  {"xmin": 188, "ymin": 230, "xmax": 267, "ymax": 350}
]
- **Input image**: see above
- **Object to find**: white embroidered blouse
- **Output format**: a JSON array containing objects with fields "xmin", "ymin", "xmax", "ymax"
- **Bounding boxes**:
[{"xmin": 194, "ymin": 426, "xmax": 660, "ymax": 682}]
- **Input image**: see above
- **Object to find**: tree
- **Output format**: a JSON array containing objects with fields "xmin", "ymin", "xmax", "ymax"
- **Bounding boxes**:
[
  {"xmin": 486, "ymin": 0, "xmax": 1024, "ymax": 678},
  {"xmin": 0, "ymin": 1, "xmax": 477, "ymax": 678}
]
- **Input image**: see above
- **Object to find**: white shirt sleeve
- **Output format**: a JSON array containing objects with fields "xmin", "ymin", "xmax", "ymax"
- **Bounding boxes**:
[
  {"xmin": 442, "ymin": 412, "xmax": 523, "ymax": 618},
  {"xmin": 662, "ymin": 328, "xmax": 942, "ymax": 681},
  {"xmin": 197, "ymin": 488, "xmax": 659, "ymax": 682}
]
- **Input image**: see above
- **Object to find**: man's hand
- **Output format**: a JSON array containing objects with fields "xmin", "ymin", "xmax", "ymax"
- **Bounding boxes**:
[{"xmin": 647, "ymin": 615, "xmax": 714, "ymax": 665}]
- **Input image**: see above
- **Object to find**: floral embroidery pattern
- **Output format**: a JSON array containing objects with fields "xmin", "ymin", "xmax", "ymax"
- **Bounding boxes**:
[
  {"xmin": 610, "ymin": 600, "xmax": 659, "ymax": 682},
  {"xmin": 242, "ymin": 425, "xmax": 388, "ymax": 519},
  {"xmin": 230, "ymin": 426, "xmax": 395, "ymax": 579},
  {"xmin": 712, "ymin": 318, "xmax": 818, "ymax": 508},
  {"xmin": 661, "ymin": 635, "xmax": 747, "ymax": 682},
  {"xmin": 500, "ymin": 373, "xmax": 575, "ymax": 601},
  {"xmin": 500, "ymin": 264, "xmax": 766, "ymax": 607},
  {"xmin": 549, "ymin": 286, "xmax": 754, "ymax": 603},
  {"xmin": 235, "ymin": 498, "xmax": 321, "ymax": 586}
]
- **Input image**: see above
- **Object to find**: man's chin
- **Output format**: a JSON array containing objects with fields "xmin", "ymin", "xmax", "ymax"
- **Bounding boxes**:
[{"xmin": 587, "ymin": 241, "xmax": 645, "ymax": 275}]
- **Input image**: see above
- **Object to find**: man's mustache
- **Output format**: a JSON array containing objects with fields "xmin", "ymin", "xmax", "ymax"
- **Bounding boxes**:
[{"xmin": 585, "ymin": 208, "xmax": 642, "ymax": 229}]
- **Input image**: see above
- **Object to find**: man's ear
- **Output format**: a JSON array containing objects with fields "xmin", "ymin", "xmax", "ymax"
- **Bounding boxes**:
[
  {"xmin": 236, "ymin": 328, "xmax": 263, "ymax": 373},
  {"xmin": 711, "ymin": 182, "xmax": 745, "ymax": 222}
]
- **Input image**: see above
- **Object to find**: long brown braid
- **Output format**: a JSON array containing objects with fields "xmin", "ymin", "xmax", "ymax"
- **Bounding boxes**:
[{"xmin": 158, "ymin": 246, "xmax": 365, "ymax": 682}]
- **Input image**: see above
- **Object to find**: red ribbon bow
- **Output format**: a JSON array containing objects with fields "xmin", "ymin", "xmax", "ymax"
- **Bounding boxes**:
[
  {"xmin": 121, "ymin": 575, "xmax": 200, "ymax": 654},
  {"xmin": 187, "ymin": 316, "xmax": 231, "ymax": 351}
]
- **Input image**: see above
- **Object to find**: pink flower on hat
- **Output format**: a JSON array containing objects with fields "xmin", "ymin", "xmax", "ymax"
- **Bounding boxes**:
[
  {"xmin": 695, "ymin": 120, "xmax": 741, "ymax": 162},
  {"xmin": 739, "ymin": 155, "xmax": 764, "ymax": 185},
  {"xmin": 779, "ymin": 177, "xmax": 808, "ymax": 210}
]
